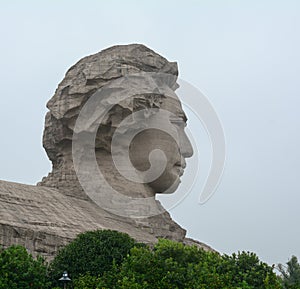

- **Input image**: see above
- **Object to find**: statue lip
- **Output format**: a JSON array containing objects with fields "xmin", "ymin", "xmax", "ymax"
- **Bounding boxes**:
[{"xmin": 175, "ymin": 162, "xmax": 185, "ymax": 176}]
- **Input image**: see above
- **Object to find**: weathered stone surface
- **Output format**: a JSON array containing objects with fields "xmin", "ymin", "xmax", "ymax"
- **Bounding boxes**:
[
  {"xmin": 0, "ymin": 44, "xmax": 214, "ymax": 258},
  {"xmin": 39, "ymin": 44, "xmax": 179, "ymax": 198},
  {"xmin": 0, "ymin": 180, "xmax": 213, "ymax": 259}
]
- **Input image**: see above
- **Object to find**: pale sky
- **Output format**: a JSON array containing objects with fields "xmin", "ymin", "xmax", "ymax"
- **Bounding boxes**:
[{"xmin": 1, "ymin": 0, "xmax": 299, "ymax": 266}]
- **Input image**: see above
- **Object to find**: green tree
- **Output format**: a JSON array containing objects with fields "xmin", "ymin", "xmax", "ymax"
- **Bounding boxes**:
[
  {"xmin": 74, "ymin": 239, "xmax": 224, "ymax": 289},
  {"xmin": 219, "ymin": 251, "xmax": 281, "ymax": 289},
  {"xmin": 77, "ymin": 239, "xmax": 280, "ymax": 289},
  {"xmin": 63, "ymin": 238, "xmax": 281, "ymax": 289},
  {"xmin": 278, "ymin": 255, "xmax": 300, "ymax": 289},
  {"xmin": 48, "ymin": 229, "xmax": 138, "ymax": 287},
  {"xmin": 0, "ymin": 245, "xmax": 49, "ymax": 289},
  {"xmin": 72, "ymin": 272, "xmax": 99, "ymax": 289}
]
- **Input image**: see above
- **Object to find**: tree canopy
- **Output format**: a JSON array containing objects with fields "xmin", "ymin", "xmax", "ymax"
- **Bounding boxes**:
[
  {"xmin": 278, "ymin": 255, "xmax": 300, "ymax": 289},
  {"xmin": 0, "ymin": 230, "xmax": 295, "ymax": 289},
  {"xmin": 0, "ymin": 245, "xmax": 49, "ymax": 289},
  {"xmin": 74, "ymin": 238, "xmax": 281, "ymax": 289},
  {"xmin": 48, "ymin": 229, "xmax": 138, "ymax": 287}
]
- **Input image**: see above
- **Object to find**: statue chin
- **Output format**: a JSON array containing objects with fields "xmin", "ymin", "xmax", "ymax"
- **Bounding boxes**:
[{"xmin": 148, "ymin": 171, "xmax": 181, "ymax": 195}]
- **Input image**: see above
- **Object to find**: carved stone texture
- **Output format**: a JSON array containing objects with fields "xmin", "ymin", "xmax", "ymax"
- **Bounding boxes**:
[
  {"xmin": 39, "ymin": 44, "xmax": 179, "ymax": 198},
  {"xmin": 0, "ymin": 180, "xmax": 213, "ymax": 260},
  {"xmin": 0, "ymin": 44, "xmax": 214, "ymax": 258}
]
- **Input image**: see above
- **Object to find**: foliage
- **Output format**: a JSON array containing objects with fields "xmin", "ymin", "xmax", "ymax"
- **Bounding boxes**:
[
  {"xmin": 72, "ymin": 272, "xmax": 99, "ymax": 289},
  {"xmin": 278, "ymin": 255, "xmax": 300, "ymax": 289},
  {"xmin": 73, "ymin": 238, "xmax": 281, "ymax": 289},
  {"xmin": 219, "ymin": 251, "xmax": 281, "ymax": 289},
  {"xmin": 48, "ymin": 229, "xmax": 138, "ymax": 287},
  {"xmin": 0, "ymin": 232, "xmax": 284, "ymax": 289},
  {"xmin": 0, "ymin": 245, "xmax": 50, "ymax": 289}
]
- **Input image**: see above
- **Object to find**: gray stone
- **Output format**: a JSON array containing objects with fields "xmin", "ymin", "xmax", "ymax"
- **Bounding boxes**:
[{"xmin": 0, "ymin": 44, "xmax": 214, "ymax": 259}]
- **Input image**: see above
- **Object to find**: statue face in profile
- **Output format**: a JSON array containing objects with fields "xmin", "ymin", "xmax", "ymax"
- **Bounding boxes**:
[
  {"xmin": 128, "ymin": 95, "xmax": 193, "ymax": 194},
  {"xmin": 76, "ymin": 72, "xmax": 195, "ymax": 198}
]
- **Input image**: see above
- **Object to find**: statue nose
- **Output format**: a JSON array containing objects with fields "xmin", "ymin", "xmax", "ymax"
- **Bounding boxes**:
[{"xmin": 180, "ymin": 132, "xmax": 193, "ymax": 158}]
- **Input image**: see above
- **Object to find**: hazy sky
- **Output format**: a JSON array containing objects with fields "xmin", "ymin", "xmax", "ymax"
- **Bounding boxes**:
[{"xmin": 1, "ymin": 0, "xmax": 299, "ymax": 266}]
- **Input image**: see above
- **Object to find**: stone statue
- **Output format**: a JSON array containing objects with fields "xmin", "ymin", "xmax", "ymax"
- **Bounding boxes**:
[
  {"xmin": 0, "ymin": 44, "xmax": 213, "ymax": 259},
  {"xmin": 40, "ymin": 44, "xmax": 192, "ymax": 200}
]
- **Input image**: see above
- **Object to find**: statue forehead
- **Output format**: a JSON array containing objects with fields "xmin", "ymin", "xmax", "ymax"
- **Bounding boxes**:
[{"xmin": 160, "ymin": 95, "xmax": 187, "ymax": 121}]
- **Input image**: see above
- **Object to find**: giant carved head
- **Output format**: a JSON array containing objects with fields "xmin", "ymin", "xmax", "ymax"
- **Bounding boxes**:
[{"xmin": 41, "ymin": 44, "xmax": 193, "ymax": 209}]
